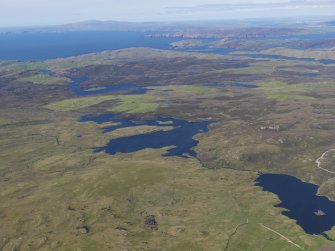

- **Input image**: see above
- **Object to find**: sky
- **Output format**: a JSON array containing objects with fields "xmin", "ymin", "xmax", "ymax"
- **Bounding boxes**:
[{"xmin": 0, "ymin": 0, "xmax": 335, "ymax": 27}]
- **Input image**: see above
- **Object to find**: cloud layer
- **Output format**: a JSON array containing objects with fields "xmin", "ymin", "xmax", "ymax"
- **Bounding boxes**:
[
  {"xmin": 164, "ymin": 0, "xmax": 335, "ymax": 21},
  {"xmin": 166, "ymin": 0, "xmax": 335, "ymax": 13},
  {"xmin": 0, "ymin": 0, "xmax": 334, "ymax": 27}
]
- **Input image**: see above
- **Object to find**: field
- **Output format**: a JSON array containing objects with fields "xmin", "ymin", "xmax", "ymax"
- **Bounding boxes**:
[
  {"xmin": 0, "ymin": 118, "xmax": 330, "ymax": 250},
  {"xmin": 18, "ymin": 74, "xmax": 71, "ymax": 85}
]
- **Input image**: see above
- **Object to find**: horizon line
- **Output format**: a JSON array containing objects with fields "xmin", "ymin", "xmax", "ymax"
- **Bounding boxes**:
[{"xmin": 0, "ymin": 16, "xmax": 334, "ymax": 30}]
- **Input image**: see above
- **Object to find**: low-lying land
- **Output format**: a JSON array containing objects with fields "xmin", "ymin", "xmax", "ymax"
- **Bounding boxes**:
[{"xmin": 1, "ymin": 45, "xmax": 335, "ymax": 250}]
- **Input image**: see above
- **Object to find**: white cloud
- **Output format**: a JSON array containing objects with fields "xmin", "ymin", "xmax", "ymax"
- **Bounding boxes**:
[
  {"xmin": 164, "ymin": 0, "xmax": 335, "ymax": 18},
  {"xmin": 0, "ymin": 0, "xmax": 334, "ymax": 27},
  {"xmin": 292, "ymin": 0, "xmax": 335, "ymax": 4}
]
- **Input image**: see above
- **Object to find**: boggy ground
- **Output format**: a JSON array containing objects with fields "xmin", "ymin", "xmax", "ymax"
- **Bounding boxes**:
[{"xmin": 1, "ymin": 48, "xmax": 335, "ymax": 250}]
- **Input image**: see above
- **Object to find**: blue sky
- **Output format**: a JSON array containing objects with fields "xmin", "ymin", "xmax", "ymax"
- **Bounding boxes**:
[{"xmin": 1, "ymin": 0, "xmax": 335, "ymax": 27}]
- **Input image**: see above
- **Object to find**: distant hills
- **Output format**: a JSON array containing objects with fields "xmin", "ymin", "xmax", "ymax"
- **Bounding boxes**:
[
  {"xmin": 0, "ymin": 20, "xmax": 211, "ymax": 33},
  {"xmin": 326, "ymin": 20, "xmax": 335, "ymax": 26},
  {"xmin": 49, "ymin": 20, "xmax": 180, "ymax": 32},
  {"xmin": 1, "ymin": 17, "xmax": 334, "ymax": 34}
]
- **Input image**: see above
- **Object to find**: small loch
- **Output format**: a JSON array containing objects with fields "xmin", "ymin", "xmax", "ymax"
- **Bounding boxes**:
[
  {"xmin": 69, "ymin": 77, "xmax": 150, "ymax": 96},
  {"xmin": 256, "ymin": 173, "xmax": 335, "ymax": 235},
  {"xmin": 81, "ymin": 114, "xmax": 213, "ymax": 157}
]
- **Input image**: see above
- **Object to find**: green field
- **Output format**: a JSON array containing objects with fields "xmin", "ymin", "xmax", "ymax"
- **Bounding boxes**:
[
  {"xmin": 45, "ymin": 94, "xmax": 160, "ymax": 114},
  {"xmin": 2, "ymin": 45, "xmax": 335, "ymax": 250},
  {"xmin": 259, "ymin": 81, "xmax": 316, "ymax": 101},
  {"xmin": 150, "ymin": 85, "xmax": 211, "ymax": 94},
  {"xmin": 45, "ymin": 95, "xmax": 117, "ymax": 111},
  {"xmin": 0, "ymin": 117, "xmax": 329, "ymax": 250},
  {"xmin": 109, "ymin": 95, "xmax": 159, "ymax": 114},
  {"xmin": 18, "ymin": 73, "xmax": 71, "ymax": 85}
]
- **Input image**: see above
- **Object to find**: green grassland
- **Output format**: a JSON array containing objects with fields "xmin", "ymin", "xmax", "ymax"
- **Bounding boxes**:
[
  {"xmin": 104, "ymin": 125, "xmax": 174, "ymax": 139},
  {"xmin": 109, "ymin": 95, "xmax": 159, "ymax": 114},
  {"xmin": 258, "ymin": 81, "xmax": 316, "ymax": 101},
  {"xmin": 18, "ymin": 73, "xmax": 71, "ymax": 85},
  {"xmin": 150, "ymin": 85, "xmax": 211, "ymax": 94},
  {"xmin": 0, "ymin": 117, "xmax": 14, "ymax": 126},
  {"xmin": 45, "ymin": 95, "xmax": 117, "ymax": 111},
  {"xmin": 223, "ymin": 65, "xmax": 275, "ymax": 75},
  {"xmin": 261, "ymin": 48, "xmax": 335, "ymax": 61},
  {"xmin": 85, "ymin": 87, "xmax": 106, "ymax": 91},
  {"xmin": 2, "ymin": 47, "xmax": 335, "ymax": 251},
  {"xmin": 22, "ymin": 48, "xmax": 227, "ymax": 73},
  {"xmin": 45, "ymin": 94, "xmax": 159, "ymax": 114},
  {"xmin": 225, "ymin": 60, "xmax": 325, "ymax": 76},
  {"xmin": 0, "ymin": 61, "xmax": 45, "ymax": 77},
  {"xmin": 257, "ymin": 81, "xmax": 335, "ymax": 101},
  {"xmin": 0, "ymin": 116, "xmax": 332, "ymax": 251},
  {"xmin": 170, "ymin": 39, "xmax": 207, "ymax": 48},
  {"xmin": 266, "ymin": 93, "xmax": 315, "ymax": 101},
  {"xmin": 231, "ymin": 48, "xmax": 335, "ymax": 61}
]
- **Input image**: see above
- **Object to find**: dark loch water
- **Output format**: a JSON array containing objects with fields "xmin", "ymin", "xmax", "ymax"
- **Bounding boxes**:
[
  {"xmin": 69, "ymin": 76, "xmax": 257, "ymax": 97},
  {"xmin": 72, "ymin": 73, "xmax": 212, "ymax": 158},
  {"xmin": 256, "ymin": 174, "xmax": 335, "ymax": 235},
  {"xmin": 69, "ymin": 73, "xmax": 212, "ymax": 158},
  {"xmin": 69, "ymin": 76, "xmax": 150, "ymax": 96},
  {"xmin": 81, "ymin": 114, "xmax": 213, "ymax": 157},
  {"xmin": 304, "ymin": 73, "xmax": 320, "ymax": 78}
]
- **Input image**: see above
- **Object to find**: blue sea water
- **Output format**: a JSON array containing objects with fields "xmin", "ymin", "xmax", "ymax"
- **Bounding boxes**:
[
  {"xmin": 0, "ymin": 31, "xmax": 179, "ymax": 61},
  {"xmin": 1, "ymin": 30, "xmax": 335, "ymax": 63}
]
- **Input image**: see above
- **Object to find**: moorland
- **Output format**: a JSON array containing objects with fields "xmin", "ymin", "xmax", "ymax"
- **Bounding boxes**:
[{"xmin": 1, "ymin": 20, "xmax": 335, "ymax": 250}]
